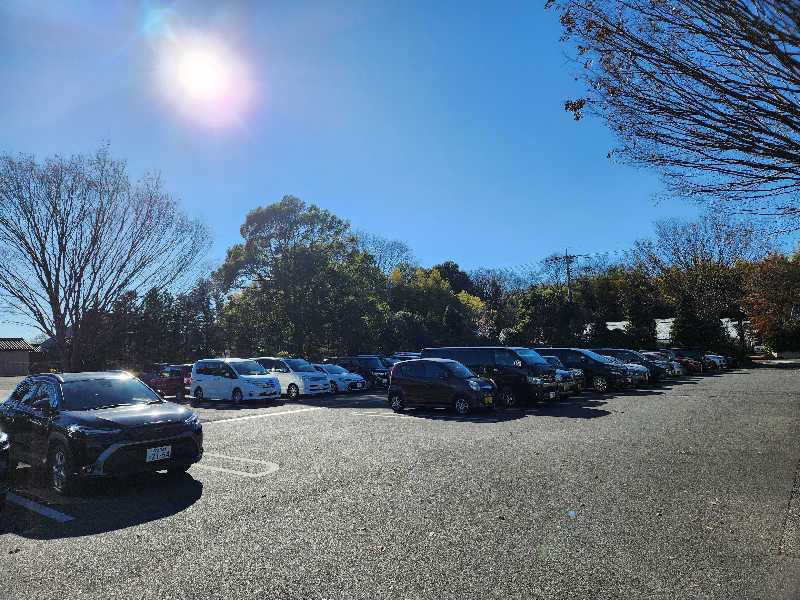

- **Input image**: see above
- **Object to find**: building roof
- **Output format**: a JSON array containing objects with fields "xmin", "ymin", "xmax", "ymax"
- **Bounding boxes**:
[{"xmin": 0, "ymin": 338, "xmax": 35, "ymax": 352}]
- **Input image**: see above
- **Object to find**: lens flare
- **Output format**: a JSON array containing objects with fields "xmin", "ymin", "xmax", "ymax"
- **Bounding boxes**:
[{"xmin": 157, "ymin": 31, "xmax": 255, "ymax": 129}]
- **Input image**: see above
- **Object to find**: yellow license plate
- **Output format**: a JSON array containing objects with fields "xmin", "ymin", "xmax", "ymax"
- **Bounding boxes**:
[
  {"xmin": 484, "ymin": 395, "xmax": 492, "ymax": 405},
  {"xmin": 563, "ymin": 384, "xmax": 569, "ymax": 391}
]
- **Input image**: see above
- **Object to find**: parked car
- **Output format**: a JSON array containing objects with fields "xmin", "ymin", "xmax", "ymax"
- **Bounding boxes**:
[
  {"xmin": 591, "ymin": 348, "xmax": 667, "ymax": 383},
  {"xmin": 541, "ymin": 355, "xmax": 583, "ymax": 396},
  {"xmin": 391, "ymin": 352, "xmax": 422, "ymax": 360},
  {"xmin": 419, "ymin": 347, "xmax": 558, "ymax": 407},
  {"xmin": 251, "ymin": 357, "xmax": 330, "ymax": 399},
  {"xmin": 313, "ymin": 364, "xmax": 366, "ymax": 393},
  {"xmin": 191, "ymin": 359, "xmax": 281, "ymax": 403},
  {"xmin": 592, "ymin": 352, "xmax": 650, "ymax": 387},
  {"xmin": 148, "ymin": 366, "xmax": 187, "ymax": 398},
  {"xmin": 672, "ymin": 348, "xmax": 716, "ymax": 371},
  {"xmin": 0, "ymin": 431, "xmax": 9, "ymax": 513},
  {"xmin": 388, "ymin": 358, "xmax": 495, "ymax": 415},
  {"xmin": 535, "ymin": 348, "xmax": 630, "ymax": 392},
  {"xmin": 705, "ymin": 353, "xmax": 727, "ymax": 369},
  {"xmin": 324, "ymin": 356, "xmax": 391, "ymax": 389},
  {"xmin": 0, "ymin": 372, "xmax": 203, "ymax": 495},
  {"xmin": 753, "ymin": 344, "xmax": 766, "ymax": 354}
]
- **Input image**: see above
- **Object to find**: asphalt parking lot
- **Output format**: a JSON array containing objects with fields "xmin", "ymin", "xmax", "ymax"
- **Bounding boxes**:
[{"xmin": 1, "ymin": 367, "xmax": 799, "ymax": 599}]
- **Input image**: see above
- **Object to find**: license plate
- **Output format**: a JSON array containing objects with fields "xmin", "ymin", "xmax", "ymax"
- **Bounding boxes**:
[
  {"xmin": 146, "ymin": 445, "xmax": 172, "ymax": 462},
  {"xmin": 356, "ymin": 382, "xmax": 363, "ymax": 388},
  {"xmin": 484, "ymin": 395, "xmax": 492, "ymax": 405},
  {"xmin": 549, "ymin": 391, "xmax": 556, "ymax": 399}
]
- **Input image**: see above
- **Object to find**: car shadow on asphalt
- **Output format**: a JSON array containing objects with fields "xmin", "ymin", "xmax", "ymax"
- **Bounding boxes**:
[
  {"xmin": 400, "ymin": 407, "xmax": 525, "ymax": 423},
  {"xmin": 525, "ymin": 397, "xmax": 611, "ymax": 419},
  {"xmin": 3, "ymin": 466, "xmax": 202, "ymax": 540}
]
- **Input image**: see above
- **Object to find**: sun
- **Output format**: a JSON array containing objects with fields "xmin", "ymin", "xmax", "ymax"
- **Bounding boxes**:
[{"xmin": 157, "ymin": 32, "xmax": 254, "ymax": 129}]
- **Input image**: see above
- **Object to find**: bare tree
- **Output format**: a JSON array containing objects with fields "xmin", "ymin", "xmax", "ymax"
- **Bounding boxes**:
[
  {"xmin": 354, "ymin": 230, "xmax": 416, "ymax": 273},
  {"xmin": 0, "ymin": 146, "xmax": 211, "ymax": 369},
  {"xmin": 547, "ymin": 0, "xmax": 800, "ymax": 230}
]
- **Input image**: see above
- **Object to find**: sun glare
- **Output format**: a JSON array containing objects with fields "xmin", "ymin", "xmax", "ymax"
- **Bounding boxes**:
[{"xmin": 157, "ymin": 32, "xmax": 254, "ymax": 129}]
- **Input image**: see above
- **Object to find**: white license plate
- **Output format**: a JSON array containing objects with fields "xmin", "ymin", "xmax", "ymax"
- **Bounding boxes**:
[
  {"xmin": 146, "ymin": 445, "xmax": 172, "ymax": 462},
  {"xmin": 549, "ymin": 391, "xmax": 556, "ymax": 399}
]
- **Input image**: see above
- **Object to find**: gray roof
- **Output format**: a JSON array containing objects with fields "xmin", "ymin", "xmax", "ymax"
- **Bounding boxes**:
[{"xmin": 0, "ymin": 338, "xmax": 35, "ymax": 352}]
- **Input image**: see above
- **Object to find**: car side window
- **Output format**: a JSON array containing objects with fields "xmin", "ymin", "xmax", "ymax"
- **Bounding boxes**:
[
  {"xmin": 8, "ymin": 379, "xmax": 32, "ymax": 405},
  {"xmin": 19, "ymin": 382, "xmax": 43, "ymax": 408},
  {"xmin": 423, "ymin": 363, "xmax": 443, "ymax": 379},
  {"xmin": 494, "ymin": 350, "xmax": 515, "ymax": 367},
  {"xmin": 34, "ymin": 382, "xmax": 58, "ymax": 411},
  {"xmin": 404, "ymin": 362, "xmax": 425, "ymax": 378},
  {"xmin": 220, "ymin": 365, "xmax": 236, "ymax": 378}
]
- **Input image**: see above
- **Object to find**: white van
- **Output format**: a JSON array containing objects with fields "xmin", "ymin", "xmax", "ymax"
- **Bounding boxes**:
[
  {"xmin": 191, "ymin": 358, "xmax": 281, "ymax": 403},
  {"xmin": 250, "ymin": 357, "xmax": 330, "ymax": 399}
]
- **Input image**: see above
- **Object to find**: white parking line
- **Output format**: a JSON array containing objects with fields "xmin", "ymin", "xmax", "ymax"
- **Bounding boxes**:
[
  {"xmin": 192, "ymin": 463, "xmax": 279, "ymax": 478},
  {"xmin": 7, "ymin": 493, "xmax": 75, "ymax": 523},
  {"xmin": 204, "ymin": 407, "xmax": 323, "ymax": 424}
]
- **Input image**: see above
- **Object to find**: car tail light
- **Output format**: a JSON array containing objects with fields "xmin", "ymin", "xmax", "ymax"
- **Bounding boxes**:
[{"xmin": 390, "ymin": 364, "xmax": 396, "ymax": 379}]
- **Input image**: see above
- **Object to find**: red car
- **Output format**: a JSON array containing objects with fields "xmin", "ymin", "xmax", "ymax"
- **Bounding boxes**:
[{"xmin": 149, "ymin": 366, "xmax": 188, "ymax": 398}]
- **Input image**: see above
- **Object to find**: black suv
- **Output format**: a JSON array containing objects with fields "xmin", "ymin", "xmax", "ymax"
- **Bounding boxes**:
[
  {"xmin": 535, "ymin": 348, "xmax": 629, "ymax": 392},
  {"xmin": 325, "ymin": 356, "xmax": 391, "ymax": 389},
  {"xmin": 0, "ymin": 371, "xmax": 204, "ymax": 495},
  {"xmin": 419, "ymin": 347, "xmax": 558, "ymax": 407},
  {"xmin": 388, "ymin": 358, "xmax": 495, "ymax": 415}
]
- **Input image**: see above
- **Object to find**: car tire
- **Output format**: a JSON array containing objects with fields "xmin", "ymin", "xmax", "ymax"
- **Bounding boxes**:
[
  {"xmin": 453, "ymin": 396, "xmax": 470, "ymax": 416},
  {"xmin": 499, "ymin": 387, "xmax": 516, "ymax": 408},
  {"xmin": 194, "ymin": 387, "xmax": 204, "ymax": 401},
  {"xmin": 287, "ymin": 384, "xmax": 300, "ymax": 400},
  {"xmin": 389, "ymin": 392, "xmax": 404, "ymax": 412},
  {"xmin": 593, "ymin": 376, "xmax": 609, "ymax": 393},
  {"xmin": 232, "ymin": 388, "xmax": 243, "ymax": 404},
  {"xmin": 48, "ymin": 442, "xmax": 78, "ymax": 496}
]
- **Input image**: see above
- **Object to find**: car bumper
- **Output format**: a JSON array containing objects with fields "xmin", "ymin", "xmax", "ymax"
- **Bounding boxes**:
[
  {"xmin": 246, "ymin": 387, "xmax": 281, "ymax": 400},
  {"xmin": 346, "ymin": 381, "xmax": 366, "ymax": 392},
  {"xmin": 528, "ymin": 381, "xmax": 559, "ymax": 401},
  {"xmin": 299, "ymin": 383, "xmax": 330, "ymax": 395},
  {"xmin": 74, "ymin": 430, "xmax": 204, "ymax": 478},
  {"xmin": 469, "ymin": 389, "xmax": 495, "ymax": 408}
]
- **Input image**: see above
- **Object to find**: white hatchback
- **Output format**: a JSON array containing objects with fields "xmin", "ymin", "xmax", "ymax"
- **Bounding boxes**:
[
  {"xmin": 191, "ymin": 358, "xmax": 281, "ymax": 403},
  {"xmin": 313, "ymin": 363, "xmax": 366, "ymax": 394},
  {"xmin": 251, "ymin": 357, "xmax": 331, "ymax": 399}
]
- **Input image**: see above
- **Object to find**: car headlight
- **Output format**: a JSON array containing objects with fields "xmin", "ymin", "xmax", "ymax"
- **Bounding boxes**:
[
  {"xmin": 526, "ymin": 376, "xmax": 542, "ymax": 385},
  {"xmin": 68, "ymin": 424, "xmax": 122, "ymax": 438},
  {"xmin": 184, "ymin": 413, "xmax": 199, "ymax": 425},
  {"xmin": 468, "ymin": 380, "xmax": 480, "ymax": 391},
  {"xmin": 0, "ymin": 431, "xmax": 8, "ymax": 451}
]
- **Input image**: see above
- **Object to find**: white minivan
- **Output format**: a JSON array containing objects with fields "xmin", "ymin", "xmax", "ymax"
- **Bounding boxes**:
[
  {"xmin": 251, "ymin": 357, "xmax": 330, "ymax": 399},
  {"xmin": 191, "ymin": 358, "xmax": 281, "ymax": 403}
]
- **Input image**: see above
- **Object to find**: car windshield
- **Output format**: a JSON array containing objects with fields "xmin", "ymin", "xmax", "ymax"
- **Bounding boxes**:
[
  {"xmin": 361, "ymin": 357, "xmax": 384, "ymax": 369},
  {"xmin": 381, "ymin": 357, "xmax": 399, "ymax": 367},
  {"xmin": 323, "ymin": 365, "xmax": 348, "ymax": 374},
  {"xmin": 230, "ymin": 360, "xmax": 268, "ymax": 376},
  {"xmin": 543, "ymin": 356, "xmax": 565, "ymax": 369},
  {"xmin": 285, "ymin": 359, "xmax": 316, "ymax": 372},
  {"xmin": 512, "ymin": 348, "xmax": 547, "ymax": 365},
  {"xmin": 61, "ymin": 376, "xmax": 162, "ymax": 411},
  {"xmin": 444, "ymin": 361, "xmax": 476, "ymax": 378},
  {"xmin": 581, "ymin": 349, "xmax": 614, "ymax": 363}
]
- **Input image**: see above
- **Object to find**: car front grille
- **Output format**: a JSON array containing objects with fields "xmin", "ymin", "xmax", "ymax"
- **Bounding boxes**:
[{"xmin": 102, "ymin": 437, "xmax": 199, "ymax": 475}]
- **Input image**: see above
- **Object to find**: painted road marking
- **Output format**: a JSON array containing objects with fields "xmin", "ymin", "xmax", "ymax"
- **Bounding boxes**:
[
  {"xmin": 7, "ymin": 493, "xmax": 75, "ymax": 523},
  {"xmin": 204, "ymin": 407, "xmax": 323, "ymax": 424},
  {"xmin": 193, "ymin": 452, "xmax": 280, "ymax": 478}
]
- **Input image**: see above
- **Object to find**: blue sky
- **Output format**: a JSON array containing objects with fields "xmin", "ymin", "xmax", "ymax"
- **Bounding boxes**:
[{"xmin": 0, "ymin": 1, "xmax": 699, "ymax": 338}]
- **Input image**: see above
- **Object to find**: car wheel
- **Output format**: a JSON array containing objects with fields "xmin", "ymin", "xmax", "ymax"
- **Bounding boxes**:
[
  {"xmin": 500, "ymin": 387, "xmax": 516, "ymax": 408},
  {"xmin": 389, "ymin": 392, "xmax": 404, "ymax": 412},
  {"xmin": 194, "ymin": 387, "xmax": 204, "ymax": 401},
  {"xmin": 287, "ymin": 384, "xmax": 300, "ymax": 400},
  {"xmin": 453, "ymin": 396, "xmax": 470, "ymax": 416},
  {"xmin": 48, "ymin": 443, "xmax": 77, "ymax": 496},
  {"xmin": 232, "ymin": 388, "xmax": 243, "ymax": 404},
  {"xmin": 593, "ymin": 376, "xmax": 609, "ymax": 393},
  {"xmin": 331, "ymin": 381, "xmax": 338, "ymax": 394}
]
